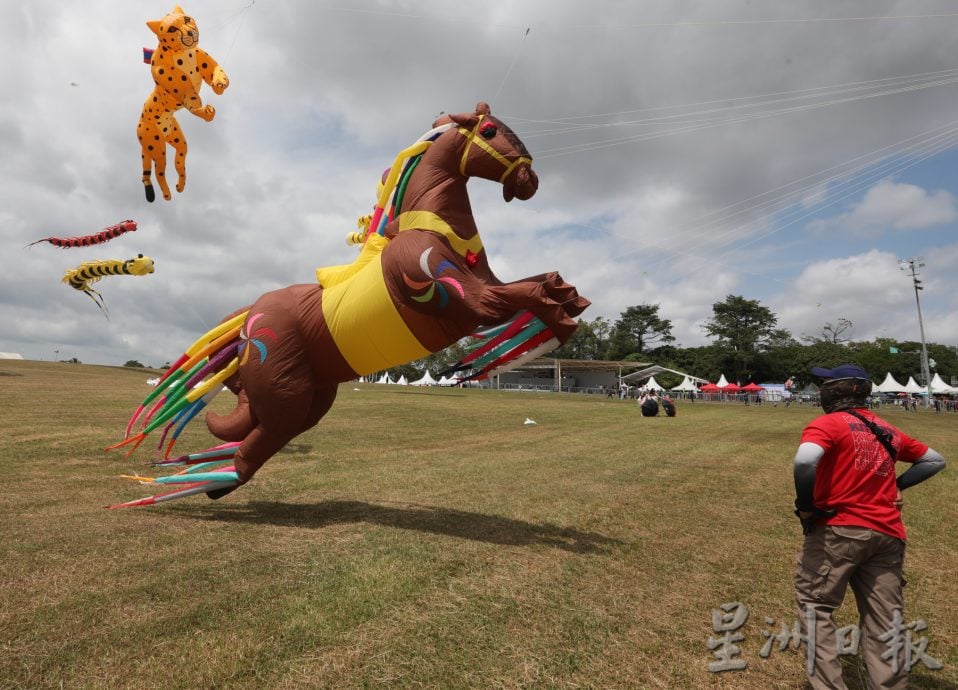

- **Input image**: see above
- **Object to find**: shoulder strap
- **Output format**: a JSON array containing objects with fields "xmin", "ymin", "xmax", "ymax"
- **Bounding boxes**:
[{"xmin": 844, "ymin": 409, "xmax": 897, "ymax": 461}]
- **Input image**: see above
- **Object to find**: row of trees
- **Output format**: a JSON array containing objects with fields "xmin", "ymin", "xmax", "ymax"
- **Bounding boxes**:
[
  {"xmin": 552, "ymin": 295, "xmax": 958, "ymax": 389},
  {"xmin": 133, "ymin": 294, "xmax": 955, "ymax": 390}
]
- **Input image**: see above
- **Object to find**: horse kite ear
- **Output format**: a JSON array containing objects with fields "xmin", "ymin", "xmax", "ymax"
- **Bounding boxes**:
[
  {"xmin": 432, "ymin": 103, "xmax": 491, "ymax": 129},
  {"xmin": 443, "ymin": 111, "xmax": 480, "ymax": 129}
]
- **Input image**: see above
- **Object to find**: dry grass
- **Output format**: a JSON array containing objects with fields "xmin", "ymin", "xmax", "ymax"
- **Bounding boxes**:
[{"xmin": 1, "ymin": 359, "xmax": 956, "ymax": 689}]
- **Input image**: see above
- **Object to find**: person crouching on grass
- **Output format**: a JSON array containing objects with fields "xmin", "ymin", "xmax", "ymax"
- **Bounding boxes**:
[{"xmin": 792, "ymin": 364, "xmax": 946, "ymax": 690}]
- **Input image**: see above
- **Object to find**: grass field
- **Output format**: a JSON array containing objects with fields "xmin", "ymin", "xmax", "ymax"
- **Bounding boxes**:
[{"xmin": 1, "ymin": 359, "xmax": 956, "ymax": 690}]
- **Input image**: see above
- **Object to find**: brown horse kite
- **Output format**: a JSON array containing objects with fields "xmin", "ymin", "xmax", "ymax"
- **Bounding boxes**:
[{"xmin": 108, "ymin": 102, "xmax": 589, "ymax": 507}]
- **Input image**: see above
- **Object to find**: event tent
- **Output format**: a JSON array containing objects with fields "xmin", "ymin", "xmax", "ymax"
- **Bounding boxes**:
[
  {"xmin": 930, "ymin": 372, "xmax": 958, "ymax": 394},
  {"xmin": 671, "ymin": 376, "xmax": 699, "ymax": 392},
  {"xmin": 410, "ymin": 371, "xmax": 438, "ymax": 386},
  {"xmin": 700, "ymin": 383, "xmax": 721, "ymax": 392},
  {"xmin": 621, "ymin": 365, "xmax": 708, "ymax": 385},
  {"xmin": 903, "ymin": 376, "xmax": 925, "ymax": 394},
  {"xmin": 642, "ymin": 376, "xmax": 665, "ymax": 391},
  {"xmin": 876, "ymin": 372, "xmax": 906, "ymax": 393},
  {"xmin": 376, "ymin": 374, "xmax": 391, "ymax": 384},
  {"xmin": 716, "ymin": 374, "xmax": 730, "ymax": 387},
  {"xmin": 741, "ymin": 382, "xmax": 763, "ymax": 393}
]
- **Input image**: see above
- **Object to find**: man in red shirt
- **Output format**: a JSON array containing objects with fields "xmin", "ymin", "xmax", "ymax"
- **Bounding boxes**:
[{"xmin": 793, "ymin": 364, "xmax": 946, "ymax": 690}]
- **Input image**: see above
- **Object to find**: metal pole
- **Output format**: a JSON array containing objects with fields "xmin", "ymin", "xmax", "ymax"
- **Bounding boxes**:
[{"xmin": 899, "ymin": 257, "xmax": 932, "ymax": 405}]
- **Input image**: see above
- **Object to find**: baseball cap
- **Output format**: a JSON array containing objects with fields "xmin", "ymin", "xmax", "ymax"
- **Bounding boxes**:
[{"xmin": 810, "ymin": 363, "xmax": 871, "ymax": 381}]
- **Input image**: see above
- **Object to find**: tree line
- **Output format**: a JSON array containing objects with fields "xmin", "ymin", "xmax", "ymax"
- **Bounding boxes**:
[{"xmin": 551, "ymin": 295, "xmax": 958, "ymax": 390}]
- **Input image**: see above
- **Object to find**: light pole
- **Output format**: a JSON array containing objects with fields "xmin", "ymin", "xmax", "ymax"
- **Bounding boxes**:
[{"xmin": 898, "ymin": 257, "xmax": 932, "ymax": 404}]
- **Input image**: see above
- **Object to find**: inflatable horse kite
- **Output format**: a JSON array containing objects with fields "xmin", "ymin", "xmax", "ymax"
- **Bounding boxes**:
[{"xmin": 107, "ymin": 102, "xmax": 589, "ymax": 507}]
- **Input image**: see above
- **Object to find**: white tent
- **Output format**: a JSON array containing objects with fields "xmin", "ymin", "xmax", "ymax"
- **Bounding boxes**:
[
  {"xmin": 410, "ymin": 370, "xmax": 438, "ymax": 386},
  {"xmin": 395, "ymin": 375, "xmax": 408, "ymax": 385},
  {"xmin": 438, "ymin": 375, "xmax": 457, "ymax": 386},
  {"xmin": 376, "ymin": 373, "xmax": 391, "ymax": 384},
  {"xmin": 643, "ymin": 375, "xmax": 665, "ymax": 391},
  {"xmin": 621, "ymin": 365, "xmax": 708, "ymax": 384},
  {"xmin": 930, "ymin": 372, "xmax": 957, "ymax": 394},
  {"xmin": 716, "ymin": 374, "xmax": 730, "ymax": 388},
  {"xmin": 903, "ymin": 376, "xmax": 925, "ymax": 394},
  {"xmin": 876, "ymin": 372, "xmax": 906, "ymax": 393},
  {"xmin": 671, "ymin": 376, "xmax": 699, "ymax": 392}
]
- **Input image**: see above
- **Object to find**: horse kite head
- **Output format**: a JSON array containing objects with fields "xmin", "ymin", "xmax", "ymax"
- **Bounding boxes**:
[{"xmin": 433, "ymin": 102, "xmax": 538, "ymax": 202}]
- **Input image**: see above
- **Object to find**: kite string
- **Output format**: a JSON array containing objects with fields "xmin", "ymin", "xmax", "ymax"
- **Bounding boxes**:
[
  {"xmin": 492, "ymin": 27, "xmax": 530, "ymax": 103},
  {"xmin": 312, "ymin": 5, "xmax": 958, "ymax": 30},
  {"xmin": 530, "ymin": 71, "xmax": 958, "ymax": 158},
  {"xmin": 540, "ymin": 116, "xmax": 958, "ymax": 287},
  {"xmin": 615, "ymin": 122, "xmax": 958, "ymax": 282},
  {"xmin": 225, "ymin": 1, "xmax": 255, "ymax": 60},
  {"xmin": 510, "ymin": 66, "xmax": 958, "ymax": 128}
]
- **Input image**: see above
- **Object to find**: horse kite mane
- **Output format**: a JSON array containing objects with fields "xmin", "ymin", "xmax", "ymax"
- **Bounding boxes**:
[{"xmin": 107, "ymin": 101, "xmax": 589, "ymax": 507}]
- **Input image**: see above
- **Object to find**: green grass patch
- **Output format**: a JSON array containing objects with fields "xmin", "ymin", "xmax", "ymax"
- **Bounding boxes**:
[{"xmin": 1, "ymin": 359, "xmax": 955, "ymax": 689}]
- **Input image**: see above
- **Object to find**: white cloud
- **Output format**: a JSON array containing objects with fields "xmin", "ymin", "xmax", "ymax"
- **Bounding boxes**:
[
  {"xmin": 771, "ymin": 245, "xmax": 958, "ymax": 343},
  {"xmin": 810, "ymin": 179, "xmax": 957, "ymax": 235}
]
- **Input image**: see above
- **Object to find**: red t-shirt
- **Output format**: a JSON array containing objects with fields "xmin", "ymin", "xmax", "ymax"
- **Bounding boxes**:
[{"xmin": 800, "ymin": 409, "xmax": 928, "ymax": 540}]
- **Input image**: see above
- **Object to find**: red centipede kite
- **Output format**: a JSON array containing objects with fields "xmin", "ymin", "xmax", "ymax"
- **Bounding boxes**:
[{"xmin": 27, "ymin": 220, "xmax": 137, "ymax": 249}]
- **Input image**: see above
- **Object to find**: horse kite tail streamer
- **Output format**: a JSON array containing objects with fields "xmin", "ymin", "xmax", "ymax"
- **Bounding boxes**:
[
  {"xmin": 109, "ymin": 457, "xmax": 241, "ymax": 508},
  {"xmin": 61, "ymin": 254, "xmax": 155, "ymax": 318},
  {"xmin": 104, "ymin": 310, "xmax": 249, "ymax": 506},
  {"xmin": 27, "ymin": 220, "xmax": 137, "ymax": 248}
]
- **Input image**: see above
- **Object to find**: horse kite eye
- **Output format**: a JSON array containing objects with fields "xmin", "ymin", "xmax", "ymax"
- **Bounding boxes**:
[{"xmin": 479, "ymin": 122, "xmax": 498, "ymax": 140}]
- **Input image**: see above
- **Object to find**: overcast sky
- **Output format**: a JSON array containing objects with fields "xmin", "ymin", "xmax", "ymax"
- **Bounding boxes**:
[{"xmin": 2, "ymin": 1, "xmax": 957, "ymax": 367}]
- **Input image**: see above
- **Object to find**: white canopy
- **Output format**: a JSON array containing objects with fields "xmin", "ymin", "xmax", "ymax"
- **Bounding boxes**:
[
  {"xmin": 930, "ymin": 372, "xmax": 957, "ymax": 394},
  {"xmin": 437, "ymin": 375, "xmax": 456, "ymax": 386},
  {"xmin": 410, "ymin": 370, "xmax": 438, "ymax": 386},
  {"xmin": 643, "ymin": 376, "xmax": 665, "ymax": 391},
  {"xmin": 622, "ymin": 365, "xmax": 708, "ymax": 384},
  {"xmin": 376, "ymin": 373, "xmax": 391, "ymax": 384},
  {"xmin": 903, "ymin": 376, "xmax": 925, "ymax": 394},
  {"xmin": 876, "ymin": 372, "xmax": 906, "ymax": 393},
  {"xmin": 393, "ymin": 375, "xmax": 408, "ymax": 385},
  {"xmin": 671, "ymin": 375, "xmax": 699, "ymax": 391},
  {"xmin": 716, "ymin": 374, "xmax": 730, "ymax": 388}
]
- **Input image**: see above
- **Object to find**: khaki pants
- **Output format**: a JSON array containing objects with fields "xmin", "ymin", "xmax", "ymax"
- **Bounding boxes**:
[{"xmin": 794, "ymin": 524, "xmax": 907, "ymax": 690}]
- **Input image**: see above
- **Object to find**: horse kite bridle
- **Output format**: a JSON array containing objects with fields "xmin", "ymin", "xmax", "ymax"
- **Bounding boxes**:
[{"xmin": 457, "ymin": 115, "xmax": 532, "ymax": 183}]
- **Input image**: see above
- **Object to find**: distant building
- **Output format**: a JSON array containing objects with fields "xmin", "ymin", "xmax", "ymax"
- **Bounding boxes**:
[{"xmin": 0, "ymin": 352, "xmax": 24, "ymax": 360}]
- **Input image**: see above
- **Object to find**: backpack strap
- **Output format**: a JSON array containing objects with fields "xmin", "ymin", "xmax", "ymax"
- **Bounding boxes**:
[{"xmin": 844, "ymin": 409, "xmax": 897, "ymax": 461}]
